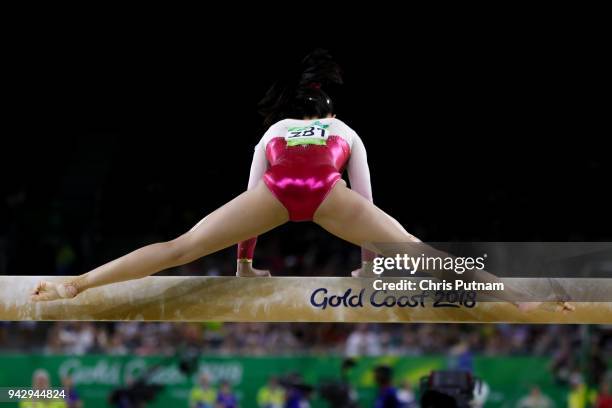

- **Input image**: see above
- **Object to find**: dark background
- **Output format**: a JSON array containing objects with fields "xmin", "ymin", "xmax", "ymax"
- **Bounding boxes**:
[{"xmin": 2, "ymin": 30, "xmax": 609, "ymax": 276}]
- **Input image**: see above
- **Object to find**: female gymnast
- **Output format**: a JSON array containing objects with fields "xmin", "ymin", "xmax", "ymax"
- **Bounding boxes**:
[{"xmin": 30, "ymin": 50, "xmax": 573, "ymax": 312}]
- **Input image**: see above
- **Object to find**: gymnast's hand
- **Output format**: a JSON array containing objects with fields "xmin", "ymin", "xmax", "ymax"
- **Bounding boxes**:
[
  {"xmin": 516, "ymin": 301, "xmax": 575, "ymax": 313},
  {"xmin": 30, "ymin": 280, "xmax": 79, "ymax": 302},
  {"xmin": 236, "ymin": 262, "xmax": 271, "ymax": 277}
]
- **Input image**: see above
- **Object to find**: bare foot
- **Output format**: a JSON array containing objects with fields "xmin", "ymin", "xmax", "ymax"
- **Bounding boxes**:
[{"xmin": 516, "ymin": 301, "xmax": 575, "ymax": 313}]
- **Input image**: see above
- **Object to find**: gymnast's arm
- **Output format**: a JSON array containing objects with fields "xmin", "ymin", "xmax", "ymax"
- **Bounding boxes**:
[
  {"xmin": 236, "ymin": 140, "xmax": 270, "ymax": 277},
  {"xmin": 346, "ymin": 134, "xmax": 377, "ymax": 268}
]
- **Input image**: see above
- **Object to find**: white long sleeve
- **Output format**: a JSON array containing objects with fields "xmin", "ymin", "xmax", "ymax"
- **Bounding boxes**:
[
  {"xmin": 347, "ymin": 134, "xmax": 373, "ymax": 202},
  {"xmin": 247, "ymin": 141, "xmax": 268, "ymax": 190}
]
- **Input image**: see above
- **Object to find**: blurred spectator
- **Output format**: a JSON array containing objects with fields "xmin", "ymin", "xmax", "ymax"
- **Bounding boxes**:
[
  {"xmin": 473, "ymin": 380, "xmax": 490, "ymax": 408},
  {"xmin": 550, "ymin": 337, "xmax": 575, "ymax": 385},
  {"xmin": 284, "ymin": 387, "xmax": 310, "ymax": 408},
  {"xmin": 567, "ymin": 373, "xmax": 596, "ymax": 408},
  {"xmin": 216, "ymin": 381, "xmax": 238, "ymax": 408},
  {"xmin": 190, "ymin": 373, "xmax": 217, "ymax": 408},
  {"xmin": 283, "ymin": 374, "xmax": 312, "ymax": 408},
  {"xmin": 396, "ymin": 380, "xmax": 416, "ymax": 408},
  {"xmin": 19, "ymin": 369, "xmax": 67, "ymax": 408},
  {"xmin": 257, "ymin": 377, "xmax": 285, "ymax": 408},
  {"xmin": 597, "ymin": 382, "xmax": 612, "ymax": 408},
  {"xmin": 449, "ymin": 339, "xmax": 474, "ymax": 372},
  {"xmin": 48, "ymin": 323, "xmax": 96, "ymax": 355},
  {"xmin": 33, "ymin": 369, "xmax": 50, "ymax": 389},
  {"xmin": 588, "ymin": 343, "xmax": 608, "ymax": 387},
  {"xmin": 345, "ymin": 324, "xmax": 381, "ymax": 357},
  {"xmin": 107, "ymin": 332, "xmax": 129, "ymax": 355},
  {"xmin": 374, "ymin": 365, "xmax": 400, "ymax": 408},
  {"xmin": 32, "ymin": 368, "xmax": 51, "ymax": 390},
  {"xmin": 516, "ymin": 385, "xmax": 554, "ymax": 408},
  {"xmin": 62, "ymin": 376, "xmax": 83, "ymax": 408}
]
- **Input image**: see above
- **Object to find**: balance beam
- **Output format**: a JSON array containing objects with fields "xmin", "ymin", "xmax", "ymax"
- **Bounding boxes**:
[{"xmin": 1, "ymin": 276, "xmax": 611, "ymax": 323}]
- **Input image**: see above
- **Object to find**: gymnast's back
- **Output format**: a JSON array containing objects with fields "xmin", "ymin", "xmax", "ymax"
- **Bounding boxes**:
[{"xmin": 257, "ymin": 117, "xmax": 360, "ymax": 154}]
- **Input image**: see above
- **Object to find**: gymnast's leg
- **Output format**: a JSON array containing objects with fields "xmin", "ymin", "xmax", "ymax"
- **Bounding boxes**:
[
  {"xmin": 313, "ymin": 182, "xmax": 573, "ymax": 312},
  {"xmin": 313, "ymin": 181, "xmax": 420, "ymax": 248},
  {"xmin": 31, "ymin": 182, "xmax": 289, "ymax": 301}
]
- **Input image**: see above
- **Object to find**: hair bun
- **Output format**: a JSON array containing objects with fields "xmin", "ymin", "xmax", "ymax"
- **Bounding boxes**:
[
  {"xmin": 258, "ymin": 49, "xmax": 342, "ymax": 127},
  {"xmin": 298, "ymin": 49, "xmax": 343, "ymax": 89}
]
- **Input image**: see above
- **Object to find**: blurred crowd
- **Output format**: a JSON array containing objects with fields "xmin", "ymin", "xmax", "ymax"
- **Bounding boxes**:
[
  {"xmin": 2, "ymin": 321, "xmax": 612, "ymax": 361},
  {"xmin": 4, "ymin": 321, "xmax": 612, "ymax": 407},
  {"xmin": 14, "ymin": 360, "xmax": 612, "ymax": 408}
]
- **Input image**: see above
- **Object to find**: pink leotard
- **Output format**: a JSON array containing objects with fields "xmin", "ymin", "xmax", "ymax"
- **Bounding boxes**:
[
  {"xmin": 264, "ymin": 135, "xmax": 349, "ymax": 221},
  {"xmin": 237, "ymin": 118, "xmax": 375, "ymax": 262}
]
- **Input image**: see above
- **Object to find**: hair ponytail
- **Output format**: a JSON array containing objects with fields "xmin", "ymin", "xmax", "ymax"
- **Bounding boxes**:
[{"xmin": 258, "ymin": 49, "xmax": 343, "ymax": 127}]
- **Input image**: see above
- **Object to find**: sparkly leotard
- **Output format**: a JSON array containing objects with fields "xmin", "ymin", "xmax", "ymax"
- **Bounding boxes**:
[
  {"xmin": 237, "ymin": 118, "xmax": 373, "ymax": 261},
  {"xmin": 263, "ymin": 123, "xmax": 352, "ymax": 221}
]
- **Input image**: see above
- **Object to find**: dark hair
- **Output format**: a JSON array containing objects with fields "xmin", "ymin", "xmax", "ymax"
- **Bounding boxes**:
[
  {"xmin": 258, "ymin": 49, "xmax": 343, "ymax": 127},
  {"xmin": 374, "ymin": 365, "xmax": 393, "ymax": 386}
]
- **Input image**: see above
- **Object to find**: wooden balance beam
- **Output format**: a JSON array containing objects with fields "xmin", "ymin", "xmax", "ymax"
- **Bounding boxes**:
[{"xmin": 1, "ymin": 276, "xmax": 611, "ymax": 323}]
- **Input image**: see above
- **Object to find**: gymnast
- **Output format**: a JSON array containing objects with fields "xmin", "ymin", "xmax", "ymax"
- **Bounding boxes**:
[{"xmin": 29, "ymin": 50, "xmax": 573, "ymax": 312}]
